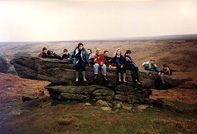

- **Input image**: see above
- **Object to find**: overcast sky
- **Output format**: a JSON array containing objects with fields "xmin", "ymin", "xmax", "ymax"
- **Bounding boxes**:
[{"xmin": 0, "ymin": 0, "xmax": 196, "ymax": 41}]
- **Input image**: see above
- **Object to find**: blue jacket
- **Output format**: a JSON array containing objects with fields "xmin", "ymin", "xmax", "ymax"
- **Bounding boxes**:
[
  {"xmin": 70, "ymin": 48, "xmax": 89, "ymax": 66},
  {"xmin": 145, "ymin": 62, "xmax": 160, "ymax": 73}
]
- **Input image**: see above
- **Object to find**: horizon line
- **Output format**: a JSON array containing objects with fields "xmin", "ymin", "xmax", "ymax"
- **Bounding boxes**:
[{"xmin": 0, "ymin": 34, "xmax": 197, "ymax": 43}]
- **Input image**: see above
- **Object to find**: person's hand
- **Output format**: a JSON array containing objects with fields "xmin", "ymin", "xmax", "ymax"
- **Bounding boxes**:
[
  {"xmin": 100, "ymin": 62, "xmax": 103, "ymax": 66},
  {"xmin": 158, "ymin": 72, "xmax": 161, "ymax": 76},
  {"xmin": 109, "ymin": 65, "xmax": 112, "ymax": 68},
  {"xmin": 121, "ymin": 65, "xmax": 123, "ymax": 68},
  {"xmin": 126, "ymin": 58, "xmax": 129, "ymax": 61}
]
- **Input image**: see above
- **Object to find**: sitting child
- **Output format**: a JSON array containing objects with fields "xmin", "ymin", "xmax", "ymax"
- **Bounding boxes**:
[
  {"xmin": 87, "ymin": 49, "xmax": 94, "ymax": 65},
  {"xmin": 161, "ymin": 64, "xmax": 172, "ymax": 76},
  {"xmin": 124, "ymin": 50, "xmax": 141, "ymax": 85},
  {"xmin": 109, "ymin": 48, "xmax": 127, "ymax": 83},
  {"xmin": 103, "ymin": 50, "xmax": 112, "ymax": 67},
  {"xmin": 62, "ymin": 49, "xmax": 72, "ymax": 61},
  {"xmin": 93, "ymin": 48, "xmax": 107, "ymax": 81}
]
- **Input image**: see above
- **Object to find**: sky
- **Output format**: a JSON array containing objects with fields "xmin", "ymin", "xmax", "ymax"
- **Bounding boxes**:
[{"xmin": 0, "ymin": 0, "xmax": 196, "ymax": 41}]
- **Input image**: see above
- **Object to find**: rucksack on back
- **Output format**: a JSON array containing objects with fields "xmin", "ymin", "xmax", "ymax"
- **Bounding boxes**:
[
  {"xmin": 142, "ymin": 61, "xmax": 149, "ymax": 69},
  {"xmin": 168, "ymin": 67, "xmax": 172, "ymax": 75}
]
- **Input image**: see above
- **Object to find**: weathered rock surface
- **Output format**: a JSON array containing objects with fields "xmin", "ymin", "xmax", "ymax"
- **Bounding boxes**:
[
  {"xmin": 10, "ymin": 56, "xmax": 181, "ymax": 104},
  {"xmin": 10, "ymin": 56, "xmax": 180, "ymax": 88}
]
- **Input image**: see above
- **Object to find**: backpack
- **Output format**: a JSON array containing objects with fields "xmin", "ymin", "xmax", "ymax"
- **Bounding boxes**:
[
  {"xmin": 142, "ymin": 61, "xmax": 149, "ymax": 69},
  {"xmin": 168, "ymin": 67, "xmax": 172, "ymax": 75}
]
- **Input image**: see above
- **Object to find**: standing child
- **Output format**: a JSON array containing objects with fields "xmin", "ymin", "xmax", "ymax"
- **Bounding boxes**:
[
  {"xmin": 70, "ymin": 43, "xmax": 89, "ymax": 82},
  {"xmin": 93, "ymin": 48, "xmax": 107, "ymax": 81},
  {"xmin": 124, "ymin": 50, "xmax": 141, "ymax": 85},
  {"xmin": 109, "ymin": 48, "xmax": 127, "ymax": 83}
]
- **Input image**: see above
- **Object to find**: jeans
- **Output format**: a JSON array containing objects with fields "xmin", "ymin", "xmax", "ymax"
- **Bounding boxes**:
[{"xmin": 94, "ymin": 63, "xmax": 106, "ymax": 76}]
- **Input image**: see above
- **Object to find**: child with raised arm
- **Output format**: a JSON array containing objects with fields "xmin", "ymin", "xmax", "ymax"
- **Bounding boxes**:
[{"xmin": 70, "ymin": 43, "xmax": 89, "ymax": 82}]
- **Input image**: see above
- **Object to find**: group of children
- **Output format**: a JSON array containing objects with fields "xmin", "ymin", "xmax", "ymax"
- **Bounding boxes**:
[{"xmin": 38, "ymin": 43, "xmax": 172, "ymax": 85}]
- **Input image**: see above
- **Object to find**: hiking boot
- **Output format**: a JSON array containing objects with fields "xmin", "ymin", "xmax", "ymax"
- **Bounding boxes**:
[
  {"xmin": 135, "ymin": 81, "xmax": 141, "ymax": 85},
  {"xmin": 134, "ymin": 80, "xmax": 141, "ymax": 85},
  {"xmin": 75, "ymin": 71, "xmax": 79, "ymax": 82},
  {"xmin": 123, "ymin": 73, "xmax": 127, "ymax": 83},
  {"xmin": 83, "ymin": 79, "xmax": 87, "ymax": 82},
  {"xmin": 82, "ymin": 71, "xmax": 87, "ymax": 82},
  {"xmin": 94, "ymin": 74, "xmax": 98, "ymax": 80},
  {"xmin": 123, "ymin": 80, "xmax": 127, "ymax": 83}
]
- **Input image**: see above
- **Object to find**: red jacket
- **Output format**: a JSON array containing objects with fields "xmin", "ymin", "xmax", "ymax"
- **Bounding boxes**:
[{"xmin": 94, "ymin": 54, "xmax": 106, "ymax": 65}]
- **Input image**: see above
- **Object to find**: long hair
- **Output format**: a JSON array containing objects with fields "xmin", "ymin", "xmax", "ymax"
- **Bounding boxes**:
[
  {"xmin": 95, "ymin": 48, "xmax": 101, "ymax": 55},
  {"xmin": 113, "ymin": 48, "xmax": 122, "ymax": 57},
  {"xmin": 76, "ymin": 42, "xmax": 84, "ymax": 49}
]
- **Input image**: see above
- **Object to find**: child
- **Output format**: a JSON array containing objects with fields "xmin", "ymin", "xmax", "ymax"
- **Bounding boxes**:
[
  {"xmin": 62, "ymin": 49, "xmax": 70, "ymax": 59},
  {"xmin": 144, "ymin": 58, "xmax": 161, "ymax": 76},
  {"xmin": 93, "ymin": 48, "xmax": 107, "ymax": 80},
  {"xmin": 161, "ymin": 64, "xmax": 172, "ymax": 76},
  {"xmin": 40, "ymin": 47, "xmax": 61, "ymax": 59},
  {"xmin": 109, "ymin": 48, "xmax": 127, "ymax": 83},
  {"xmin": 103, "ymin": 50, "xmax": 112, "ymax": 67},
  {"xmin": 124, "ymin": 50, "xmax": 141, "ymax": 85},
  {"xmin": 87, "ymin": 49, "xmax": 94, "ymax": 65},
  {"xmin": 70, "ymin": 43, "xmax": 89, "ymax": 82}
]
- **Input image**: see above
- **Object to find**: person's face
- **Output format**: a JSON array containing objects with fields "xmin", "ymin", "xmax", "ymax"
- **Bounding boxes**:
[
  {"xmin": 87, "ymin": 50, "xmax": 91, "ymax": 54},
  {"xmin": 79, "ymin": 45, "xmax": 83, "ymax": 50},
  {"xmin": 151, "ymin": 60, "xmax": 155, "ymax": 64},
  {"xmin": 117, "ymin": 50, "xmax": 121, "ymax": 56},
  {"xmin": 104, "ymin": 52, "xmax": 108, "ymax": 57},
  {"xmin": 43, "ymin": 49, "xmax": 47, "ymax": 53},
  {"xmin": 97, "ymin": 50, "xmax": 101, "ymax": 55},
  {"xmin": 126, "ymin": 53, "xmax": 131, "ymax": 57},
  {"xmin": 64, "ymin": 51, "xmax": 68, "ymax": 55}
]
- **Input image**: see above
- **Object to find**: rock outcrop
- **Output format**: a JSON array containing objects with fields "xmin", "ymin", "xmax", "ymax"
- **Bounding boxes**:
[{"xmin": 11, "ymin": 56, "xmax": 181, "ymax": 104}]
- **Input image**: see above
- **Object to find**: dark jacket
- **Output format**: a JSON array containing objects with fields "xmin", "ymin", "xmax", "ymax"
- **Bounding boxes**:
[
  {"xmin": 124, "ymin": 54, "xmax": 134, "ymax": 66},
  {"xmin": 41, "ymin": 50, "xmax": 59, "ymax": 58},
  {"xmin": 62, "ymin": 53, "xmax": 70, "ymax": 59},
  {"xmin": 109, "ymin": 55, "xmax": 126, "ymax": 67},
  {"xmin": 104, "ymin": 56, "xmax": 112, "ymax": 66}
]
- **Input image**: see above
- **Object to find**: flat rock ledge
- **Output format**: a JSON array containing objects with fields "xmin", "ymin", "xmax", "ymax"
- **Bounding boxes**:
[{"xmin": 11, "ymin": 56, "xmax": 181, "ymax": 104}]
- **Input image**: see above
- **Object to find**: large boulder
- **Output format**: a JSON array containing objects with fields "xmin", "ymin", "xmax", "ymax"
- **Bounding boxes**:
[
  {"xmin": 0, "ymin": 56, "xmax": 10, "ymax": 73},
  {"xmin": 10, "ymin": 56, "xmax": 181, "ymax": 104},
  {"xmin": 10, "ymin": 56, "xmax": 180, "ymax": 89},
  {"xmin": 45, "ymin": 84, "xmax": 151, "ymax": 104}
]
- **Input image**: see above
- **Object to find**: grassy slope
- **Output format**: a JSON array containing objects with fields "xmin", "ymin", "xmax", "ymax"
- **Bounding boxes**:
[{"xmin": 0, "ymin": 98, "xmax": 197, "ymax": 134}]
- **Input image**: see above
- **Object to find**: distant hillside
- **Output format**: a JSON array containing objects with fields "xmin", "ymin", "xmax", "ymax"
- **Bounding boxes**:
[{"xmin": 103, "ymin": 34, "xmax": 197, "ymax": 41}]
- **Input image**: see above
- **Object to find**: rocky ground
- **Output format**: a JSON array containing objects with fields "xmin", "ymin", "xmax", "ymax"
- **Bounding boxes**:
[{"xmin": 0, "ymin": 73, "xmax": 50, "ymax": 107}]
